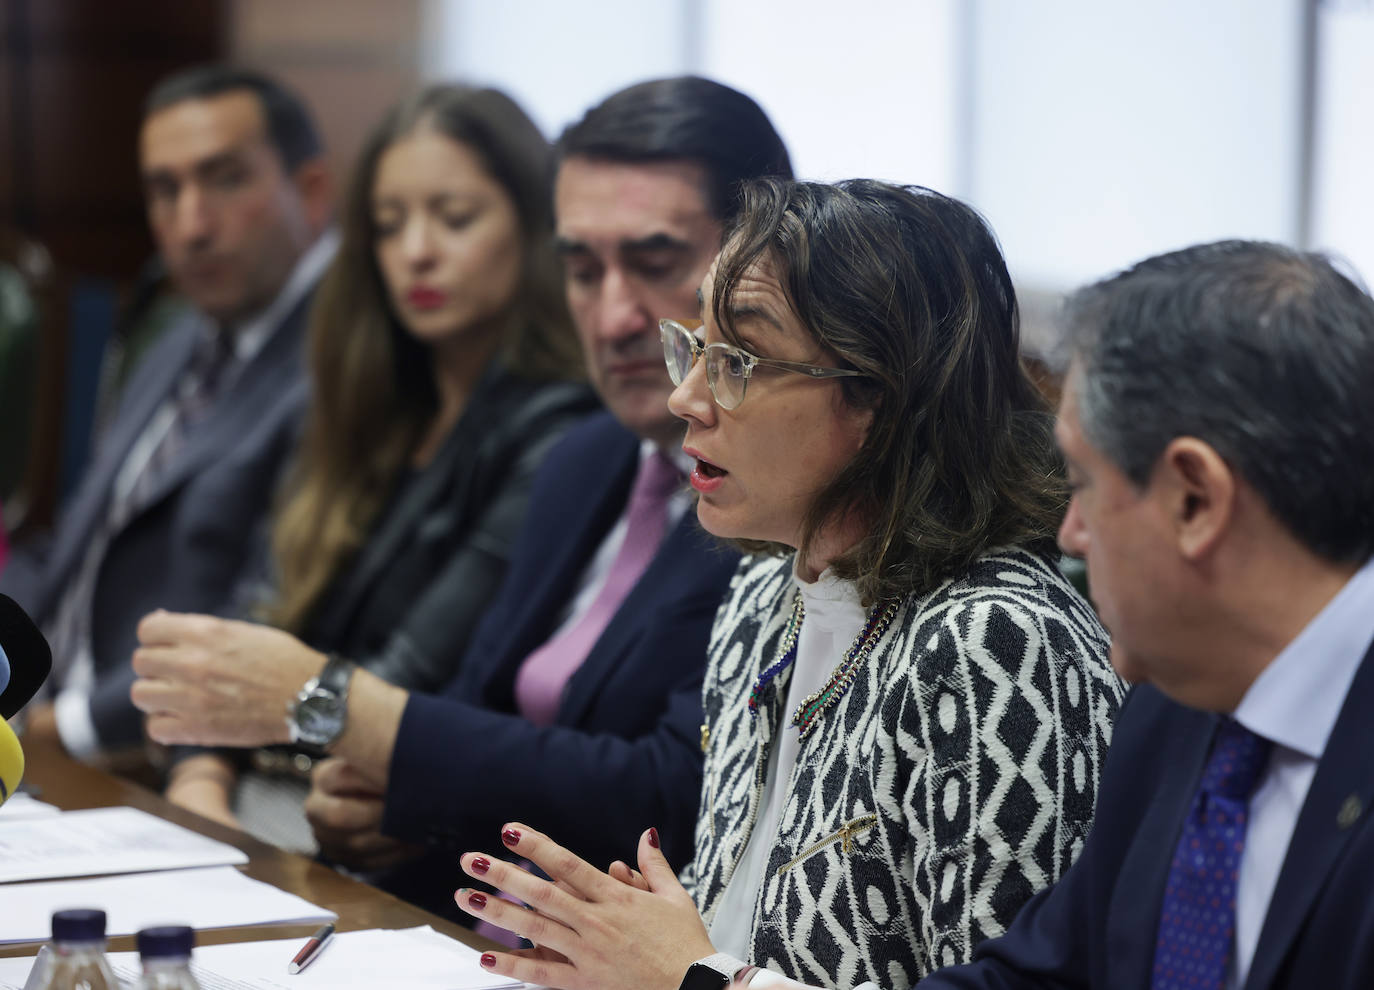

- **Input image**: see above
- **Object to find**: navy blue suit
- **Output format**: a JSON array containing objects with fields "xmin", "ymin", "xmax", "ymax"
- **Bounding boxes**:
[
  {"xmin": 379, "ymin": 412, "xmax": 739, "ymax": 913},
  {"xmin": 922, "ymin": 638, "xmax": 1374, "ymax": 990}
]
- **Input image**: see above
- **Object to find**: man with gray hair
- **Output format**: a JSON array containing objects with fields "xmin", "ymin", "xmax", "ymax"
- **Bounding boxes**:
[{"xmin": 916, "ymin": 240, "xmax": 1374, "ymax": 989}]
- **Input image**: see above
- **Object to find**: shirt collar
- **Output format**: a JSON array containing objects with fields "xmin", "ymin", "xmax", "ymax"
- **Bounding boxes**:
[
  {"xmin": 791, "ymin": 563, "xmax": 867, "ymax": 635},
  {"xmin": 1233, "ymin": 556, "xmax": 1374, "ymax": 759},
  {"xmin": 220, "ymin": 227, "xmax": 340, "ymax": 360}
]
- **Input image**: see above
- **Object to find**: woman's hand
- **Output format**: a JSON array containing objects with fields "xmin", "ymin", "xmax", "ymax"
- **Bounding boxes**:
[
  {"xmin": 456, "ymin": 823, "xmax": 714, "ymax": 990},
  {"xmin": 130, "ymin": 610, "xmax": 327, "ymax": 747}
]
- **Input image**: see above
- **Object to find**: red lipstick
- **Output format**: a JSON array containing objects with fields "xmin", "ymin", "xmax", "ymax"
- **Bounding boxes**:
[{"xmin": 405, "ymin": 285, "xmax": 447, "ymax": 310}]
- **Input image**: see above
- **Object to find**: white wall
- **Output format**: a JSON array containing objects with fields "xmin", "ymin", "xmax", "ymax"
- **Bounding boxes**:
[
  {"xmin": 420, "ymin": 0, "xmax": 694, "ymax": 139},
  {"xmin": 1311, "ymin": 3, "xmax": 1374, "ymax": 287},
  {"xmin": 967, "ymin": 0, "xmax": 1305, "ymax": 291},
  {"xmin": 422, "ymin": 0, "xmax": 1370, "ymax": 294},
  {"xmin": 697, "ymin": 0, "xmax": 961, "ymax": 190},
  {"xmin": 420, "ymin": 0, "xmax": 961, "ymax": 188}
]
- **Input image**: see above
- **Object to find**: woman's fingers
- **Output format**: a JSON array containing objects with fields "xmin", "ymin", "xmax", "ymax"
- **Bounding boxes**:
[
  {"xmin": 471, "ymin": 944, "xmax": 582, "ymax": 990},
  {"xmin": 607, "ymin": 860, "xmax": 651, "ymax": 892},
  {"xmin": 635, "ymin": 827, "xmax": 682, "ymax": 893},
  {"xmin": 454, "ymin": 885, "xmax": 577, "ymax": 960},
  {"xmin": 495, "ymin": 823, "xmax": 615, "ymax": 901}
]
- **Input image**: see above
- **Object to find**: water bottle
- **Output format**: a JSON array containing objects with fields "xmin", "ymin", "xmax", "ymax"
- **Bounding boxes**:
[
  {"xmin": 31, "ymin": 909, "xmax": 118, "ymax": 990},
  {"xmin": 134, "ymin": 926, "xmax": 201, "ymax": 990}
]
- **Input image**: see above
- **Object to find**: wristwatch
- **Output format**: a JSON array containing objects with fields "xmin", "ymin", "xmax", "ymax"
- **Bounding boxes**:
[
  {"xmin": 287, "ymin": 654, "xmax": 356, "ymax": 748},
  {"xmin": 678, "ymin": 954, "xmax": 755, "ymax": 990}
]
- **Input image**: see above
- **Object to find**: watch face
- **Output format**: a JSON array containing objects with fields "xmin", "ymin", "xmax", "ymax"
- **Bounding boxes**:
[
  {"xmin": 294, "ymin": 695, "xmax": 344, "ymax": 745},
  {"xmin": 679, "ymin": 963, "xmax": 731, "ymax": 990}
]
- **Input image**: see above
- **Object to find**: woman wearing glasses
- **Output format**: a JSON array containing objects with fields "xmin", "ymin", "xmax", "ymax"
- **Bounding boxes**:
[{"xmin": 454, "ymin": 179, "xmax": 1121, "ymax": 990}]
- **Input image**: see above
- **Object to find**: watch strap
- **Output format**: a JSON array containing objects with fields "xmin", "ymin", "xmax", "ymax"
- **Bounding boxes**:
[
  {"xmin": 680, "ymin": 953, "xmax": 751, "ymax": 990},
  {"xmin": 316, "ymin": 653, "xmax": 355, "ymax": 699}
]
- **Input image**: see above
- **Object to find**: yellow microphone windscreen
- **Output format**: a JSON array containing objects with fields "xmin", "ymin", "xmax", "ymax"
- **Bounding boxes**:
[{"xmin": 0, "ymin": 718, "xmax": 24, "ymax": 806}]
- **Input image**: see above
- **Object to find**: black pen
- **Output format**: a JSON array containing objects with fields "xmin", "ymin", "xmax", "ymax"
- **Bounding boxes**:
[{"xmin": 288, "ymin": 922, "xmax": 335, "ymax": 975}]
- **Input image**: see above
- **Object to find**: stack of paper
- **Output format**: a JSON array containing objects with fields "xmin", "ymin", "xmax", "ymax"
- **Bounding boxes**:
[
  {"xmin": 0, "ymin": 791, "xmax": 60, "ymax": 820},
  {"xmin": 0, "ymin": 927, "xmax": 524, "ymax": 990},
  {"xmin": 0, "ymin": 866, "xmax": 333, "ymax": 943},
  {"xmin": 0, "ymin": 806, "xmax": 249, "ymax": 883},
  {"xmin": 0, "ymin": 805, "xmax": 507, "ymax": 987}
]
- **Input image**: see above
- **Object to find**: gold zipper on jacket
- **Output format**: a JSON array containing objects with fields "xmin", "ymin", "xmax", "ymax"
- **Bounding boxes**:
[{"xmin": 775, "ymin": 815, "xmax": 879, "ymax": 877}]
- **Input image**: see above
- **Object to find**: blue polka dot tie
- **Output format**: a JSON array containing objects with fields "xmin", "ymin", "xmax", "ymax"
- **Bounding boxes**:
[{"xmin": 1151, "ymin": 718, "xmax": 1272, "ymax": 989}]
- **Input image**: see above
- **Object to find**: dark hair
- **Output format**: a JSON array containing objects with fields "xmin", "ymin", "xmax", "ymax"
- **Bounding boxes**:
[
  {"xmin": 270, "ymin": 83, "xmax": 581, "ymax": 631},
  {"xmin": 144, "ymin": 64, "xmax": 323, "ymax": 172},
  {"xmin": 556, "ymin": 76, "xmax": 793, "ymax": 221},
  {"xmin": 711, "ymin": 178, "xmax": 1065, "ymax": 604},
  {"xmin": 1063, "ymin": 239, "xmax": 1374, "ymax": 564}
]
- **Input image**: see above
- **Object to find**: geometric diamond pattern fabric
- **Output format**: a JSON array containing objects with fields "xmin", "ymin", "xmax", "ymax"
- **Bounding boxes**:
[
  {"xmin": 682, "ymin": 549, "xmax": 1125, "ymax": 989},
  {"xmin": 1152, "ymin": 719, "xmax": 1272, "ymax": 990}
]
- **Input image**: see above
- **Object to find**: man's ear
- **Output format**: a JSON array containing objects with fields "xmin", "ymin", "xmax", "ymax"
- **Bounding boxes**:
[
  {"xmin": 1156, "ymin": 436, "xmax": 1235, "ymax": 560},
  {"xmin": 292, "ymin": 158, "xmax": 335, "ymax": 234}
]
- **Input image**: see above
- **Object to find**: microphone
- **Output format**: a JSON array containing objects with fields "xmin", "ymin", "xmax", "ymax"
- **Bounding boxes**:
[
  {"xmin": 0, "ymin": 594, "xmax": 52, "ymax": 806},
  {"xmin": 0, "ymin": 718, "xmax": 20, "ymax": 805},
  {"xmin": 0, "ymin": 593, "xmax": 51, "ymax": 719}
]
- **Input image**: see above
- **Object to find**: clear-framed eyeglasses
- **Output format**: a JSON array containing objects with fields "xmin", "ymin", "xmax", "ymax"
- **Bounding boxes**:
[{"xmin": 659, "ymin": 317, "xmax": 865, "ymax": 411}]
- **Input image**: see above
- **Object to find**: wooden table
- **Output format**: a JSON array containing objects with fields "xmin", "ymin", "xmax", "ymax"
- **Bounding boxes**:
[{"xmin": 0, "ymin": 742, "xmax": 491, "ymax": 957}]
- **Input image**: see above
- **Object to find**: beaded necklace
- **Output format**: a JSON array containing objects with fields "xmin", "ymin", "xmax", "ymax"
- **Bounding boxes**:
[{"xmin": 747, "ymin": 590, "xmax": 902, "ymax": 738}]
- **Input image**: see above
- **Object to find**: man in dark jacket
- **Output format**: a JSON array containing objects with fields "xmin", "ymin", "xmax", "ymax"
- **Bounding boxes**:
[{"xmin": 8, "ymin": 65, "xmax": 334, "ymax": 760}]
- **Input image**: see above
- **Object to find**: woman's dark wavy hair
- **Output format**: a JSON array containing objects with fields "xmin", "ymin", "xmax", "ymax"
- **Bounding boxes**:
[{"xmin": 710, "ymin": 179, "xmax": 1065, "ymax": 604}]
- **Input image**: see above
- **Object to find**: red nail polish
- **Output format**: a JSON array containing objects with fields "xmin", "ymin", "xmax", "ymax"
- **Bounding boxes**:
[
  {"xmin": 480, "ymin": 953, "xmax": 497, "ymax": 968},
  {"xmin": 648, "ymin": 827, "xmax": 660, "ymax": 849},
  {"xmin": 502, "ymin": 828, "xmax": 521, "ymax": 847},
  {"xmin": 470, "ymin": 856, "xmax": 491, "ymax": 875},
  {"xmin": 468, "ymin": 891, "xmax": 488, "ymax": 910}
]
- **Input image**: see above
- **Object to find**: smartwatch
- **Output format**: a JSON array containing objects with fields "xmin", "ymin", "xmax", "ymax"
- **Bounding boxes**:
[
  {"xmin": 678, "ymin": 954, "xmax": 754, "ymax": 990},
  {"xmin": 287, "ymin": 654, "xmax": 356, "ymax": 748}
]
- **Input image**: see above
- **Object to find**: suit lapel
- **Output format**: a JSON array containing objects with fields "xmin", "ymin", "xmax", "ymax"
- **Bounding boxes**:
[
  {"xmin": 37, "ymin": 322, "xmax": 198, "ymax": 601},
  {"xmin": 1245, "ymin": 638, "xmax": 1374, "ymax": 990},
  {"xmin": 1105, "ymin": 708, "xmax": 1215, "ymax": 990},
  {"xmin": 556, "ymin": 510, "xmax": 705, "ymax": 726},
  {"xmin": 468, "ymin": 430, "xmax": 639, "ymax": 702},
  {"xmin": 133, "ymin": 298, "xmax": 306, "ymax": 511}
]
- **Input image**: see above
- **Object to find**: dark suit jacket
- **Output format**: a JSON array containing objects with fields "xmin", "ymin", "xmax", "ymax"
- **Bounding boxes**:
[
  {"xmin": 380, "ymin": 412, "xmax": 739, "ymax": 911},
  {"xmin": 301, "ymin": 364, "xmax": 599, "ymax": 692},
  {"xmin": 1, "ymin": 296, "xmax": 311, "ymax": 748},
  {"xmin": 922, "ymin": 638, "xmax": 1374, "ymax": 990}
]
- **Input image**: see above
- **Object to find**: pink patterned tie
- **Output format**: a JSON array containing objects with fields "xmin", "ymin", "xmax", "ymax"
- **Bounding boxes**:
[{"xmin": 514, "ymin": 450, "xmax": 682, "ymax": 726}]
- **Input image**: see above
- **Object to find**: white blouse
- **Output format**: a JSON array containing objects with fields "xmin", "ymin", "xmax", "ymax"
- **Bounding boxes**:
[{"xmin": 708, "ymin": 565, "xmax": 868, "ymax": 959}]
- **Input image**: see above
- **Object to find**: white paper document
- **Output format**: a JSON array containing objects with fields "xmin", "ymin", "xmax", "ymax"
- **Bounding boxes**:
[
  {"xmin": 0, "ymin": 806, "xmax": 248, "ymax": 883},
  {"xmin": 0, "ymin": 927, "xmax": 523, "ymax": 990},
  {"xmin": 0, "ymin": 865, "xmax": 334, "ymax": 944},
  {"xmin": 0, "ymin": 792, "xmax": 60, "ymax": 820}
]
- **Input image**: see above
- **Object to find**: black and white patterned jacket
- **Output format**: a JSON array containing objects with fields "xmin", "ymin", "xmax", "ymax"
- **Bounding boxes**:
[{"xmin": 681, "ymin": 548, "xmax": 1123, "ymax": 989}]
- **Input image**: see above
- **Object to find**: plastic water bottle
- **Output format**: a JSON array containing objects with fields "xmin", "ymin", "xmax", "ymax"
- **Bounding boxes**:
[
  {"xmin": 134, "ymin": 926, "xmax": 201, "ymax": 990},
  {"xmin": 31, "ymin": 909, "xmax": 118, "ymax": 990}
]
